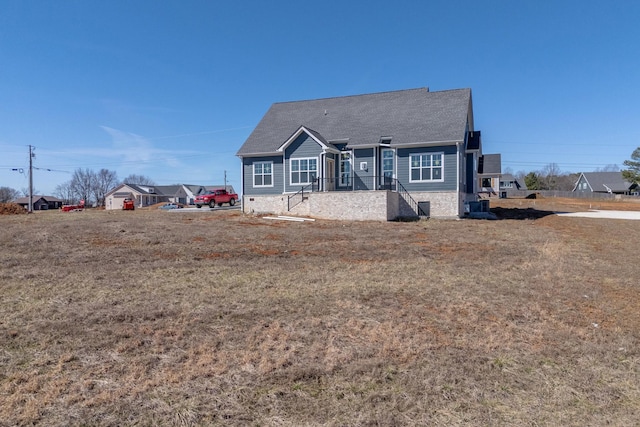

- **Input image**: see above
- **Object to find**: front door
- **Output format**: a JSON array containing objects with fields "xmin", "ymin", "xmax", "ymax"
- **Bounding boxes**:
[
  {"xmin": 325, "ymin": 158, "xmax": 335, "ymax": 191},
  {"xmin": 339, "ymin": 151, "xmax": 352, "ymax": 188},
  {"xmin": 381, "ymin": 148, "xmax": 394, "ymax": 189}
]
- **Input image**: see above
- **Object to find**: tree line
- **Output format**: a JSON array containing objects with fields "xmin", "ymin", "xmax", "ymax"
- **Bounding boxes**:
[
  {"xmin": 512, "ymin": 163, "xmax": 621, "ymax": 191},
  {"xmin": 53, "ymin": 170, "xmax": 155, "ymax": 206},
  {"xmin": 0, "ymin": 170, "xmax": 154, "ymax": 206}
]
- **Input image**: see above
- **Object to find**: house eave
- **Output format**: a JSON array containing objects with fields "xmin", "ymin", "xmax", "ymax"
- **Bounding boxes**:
[
  {"xmin": 346, "ymin": 143, "xmax": 385, "ymax": 149},
  {"xmin": 237, "ymin": 151, "xmax": 282, "ymax": 158},
  {"xmin": 392, "ymin": 140, "xmax": 462, "ymax": 148}
]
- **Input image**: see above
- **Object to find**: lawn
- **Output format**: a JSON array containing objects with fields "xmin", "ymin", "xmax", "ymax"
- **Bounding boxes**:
[{"xmin": 1, "ymin": 200, "xmax": 639, "ymax": 426}]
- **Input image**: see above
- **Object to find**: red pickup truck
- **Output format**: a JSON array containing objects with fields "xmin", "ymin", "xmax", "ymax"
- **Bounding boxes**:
[{"xmin": 194, "ymin": 189, "xmax": 238, "ymax": 208}]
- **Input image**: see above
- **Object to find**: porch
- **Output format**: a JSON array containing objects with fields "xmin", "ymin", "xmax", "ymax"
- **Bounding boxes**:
[{"xmin": 242, "ymin": 176, "xmax": 461, "ymax": 221}]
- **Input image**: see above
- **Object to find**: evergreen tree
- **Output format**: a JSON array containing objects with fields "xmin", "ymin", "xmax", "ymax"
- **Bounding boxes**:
[
  {"xmin": 524, "ymin": 172, "xmax": 542, "ymax": 190},
  {"xmin": 622, "ymin": 147, "xmax": 640, "ymax": 184}
]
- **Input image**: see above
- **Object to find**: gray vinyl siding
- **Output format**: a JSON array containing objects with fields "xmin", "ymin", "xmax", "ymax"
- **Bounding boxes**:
[
  {"xmin": 284, "ymin": 134, "xmax": 322, "ymax": 193},
  {"xmin": 242, "ymin": 156, "xmax": 284, "ymax": 195},
  {"xmin": 396, "ymin": 145, "xmax": 458, "ymax": 192},
  {"xmin": 353, "ymin": 148, "xmax": 375, "ymax": 190},
  {"xmin": 574, "ymin": 175, "xmax": 591, "ymax": 192}
]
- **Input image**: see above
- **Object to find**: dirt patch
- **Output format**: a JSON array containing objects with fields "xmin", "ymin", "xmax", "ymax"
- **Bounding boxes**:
[{"xmin": 0, "ymin": 203, "xmax": 26, "ymax": 215}]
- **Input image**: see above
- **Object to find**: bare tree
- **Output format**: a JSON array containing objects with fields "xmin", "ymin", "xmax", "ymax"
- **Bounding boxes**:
[
  {"xmin": 21, "ymin": 187, "xmax": 39, "ymax": 197},
  {"xmin": 556, "ymin": 172, "xmax": 580, "ymax": 191},
  {"xmin": 70, "ymin": 168, "xmax": 96, "ymax": 205},
  {"xmin": 0, "ymin": 186, "xmax": 20, "ymax": 203},
  {"xmin": 540, "ymin": 163, "xmax": 562, "ymax": 190},
  {"xmin": 595, "ymin": 164, "xmax": 620, "ymax": 172},
  {"xmin": 122, "ymin": 174, "xmax": 155, "ymax": 186},
  {"xmin": 54, "ymin": 182, "xmax": 75, "ymax": 205},
  {"xmin": 93, "ymin": 169, "xmax": 118, "ymax": 207}
]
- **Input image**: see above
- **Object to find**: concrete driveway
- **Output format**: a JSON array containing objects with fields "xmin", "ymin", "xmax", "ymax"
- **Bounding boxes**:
[{"xmin": 557, "ymin": 210, "xmax": 640, "ymax": 220}]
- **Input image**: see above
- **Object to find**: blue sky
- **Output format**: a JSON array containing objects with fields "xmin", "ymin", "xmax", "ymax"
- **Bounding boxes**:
[{"xmin": 1, "ymin": 0, "xmax": 639, "ymax": 195}]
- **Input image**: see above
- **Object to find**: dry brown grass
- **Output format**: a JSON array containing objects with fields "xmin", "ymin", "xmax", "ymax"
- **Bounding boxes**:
[{"xmin": 1, "ymin": 201, "xmax": 639, "ymax": 426}]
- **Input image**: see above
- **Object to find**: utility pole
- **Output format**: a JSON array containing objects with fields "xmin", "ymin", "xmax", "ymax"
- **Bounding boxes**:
[
  {"xmin": 28, "ymin": 145, "xmax": 35, "ymax": 213},
  {"xmin": 224, "ymin": 170, "xmax": 227, "ymax": 191}
]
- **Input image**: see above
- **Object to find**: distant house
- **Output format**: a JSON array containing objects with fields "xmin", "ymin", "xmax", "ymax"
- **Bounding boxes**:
[
  {"xmin": 236, "ymin": 87, "xmax": 485, "ymax": 220},
  {"xmin": 477, "ymin": 154, "xmax": 501, "ymax": 197},
  {"xmin": 499, "ymin": 173, "xmax": 527, "ymax": 198},
  {"xmin": 153, "ymin": 185, "xmax": 191, "ymax": 205},
  {"xmin": 200, "ymin": 185, "xmax": 236, "ymax": 195},
  {"xmin": 572, "ymin": 172, "xmax": 637, "ymax": 195},
  {"xmin": 105, "ymin": 184, "xmax": 170, "ymax": 210},
  {"xmin": 14, "ymin": 195, "xmax": 64, "ymax": 211},
  {"xmin": 183, "ymin": 185, "xmax": 207, "ymax": 204},
  {"xmin": 104, "ymin": 183, "xmax": 231, "ymax": 209}
]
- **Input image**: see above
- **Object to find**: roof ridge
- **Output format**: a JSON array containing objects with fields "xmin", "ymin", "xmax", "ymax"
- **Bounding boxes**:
[{"xmin": 272, "ymin": 87, "xmax": 431, "ymax": 105}]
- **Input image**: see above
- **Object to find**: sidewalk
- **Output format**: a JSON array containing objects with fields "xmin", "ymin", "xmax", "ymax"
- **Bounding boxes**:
[{"xmin": 557, "ymin": 210, "xmax": 640, "ymax": 220}]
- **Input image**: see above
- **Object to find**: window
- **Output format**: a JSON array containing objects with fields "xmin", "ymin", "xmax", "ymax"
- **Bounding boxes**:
[
  {"xmin": 482, "ymin": 178, "xmax": 492, "ymax": 188},
  {"xmin": 410, "ymin": 153, "xmax": 443, "ymax": 182},
  {"xmin": 339, "ymin": 152, "xmax": 351, "ymax": 186},
  {"xmin": 253, "ymin": 161, "xmax": 273, "ymax": 187},
  {"xmin": 382, "ymin": 149, "xmax": 394, "ymax": 178},
  {"xmin": 290, "ymin": 158, "xmax": 317, "ymax": 185}
]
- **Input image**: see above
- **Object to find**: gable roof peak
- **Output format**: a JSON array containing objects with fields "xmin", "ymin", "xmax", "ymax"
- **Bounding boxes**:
[
  {"xmin": 237, "ymin": 87, "xmax": 473, "ymax": 157},
  {"xmin": 273, "ymin": 87, "xmax": 432, "ymax": 106}
]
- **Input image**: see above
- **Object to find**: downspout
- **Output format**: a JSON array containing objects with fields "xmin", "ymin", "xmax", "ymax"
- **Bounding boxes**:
[
  {"xmin": 456, "ymin": 141, "xmax": 462, "ymax": 216},
  {"xmin": 239, "ymin": 156, "xmax": 244, "ymax": 211},
  {"xmin": 320, "ymin": 152, "xmax": 325, "ymax": 191},
  {"xmin": 282, "ymin": 152, "xmax": 286, "ymax": 194}
]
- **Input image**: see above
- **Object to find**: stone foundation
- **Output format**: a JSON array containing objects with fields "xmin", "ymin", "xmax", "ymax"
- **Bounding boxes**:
[{"xmin": 242, "ymin": 190, "xmax": 461, "ymax": 221}]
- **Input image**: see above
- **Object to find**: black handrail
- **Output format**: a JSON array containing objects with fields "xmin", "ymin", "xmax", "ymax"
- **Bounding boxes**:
[
  {"xmin": 289, "ymin": 176, "xmax": 427, "ymax": 217},
  {"xmin": 287, "ymin": 183, "xmax": 314, "ymax": 211},
  {"xmin": 314, "ymin": 175, "xmax": 397, "ymax": 192},
  {"xmin": 395, "ymin": 180, "xmax": 429, "ymax": 217}
]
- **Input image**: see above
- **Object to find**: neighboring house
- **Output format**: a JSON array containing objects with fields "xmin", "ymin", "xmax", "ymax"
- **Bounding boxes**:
[
  {"xmin": 572, "ymin": 172, "xmax": 637, "ymax": 195},
  {"xmin": 477, "ymin": 154, "xmax": 501, "ymax": 197},
  {"xmin": 14, "ymin": 195, "xmax": 64, "ymax": 211},
  {"xmin": 105, "ymin": 184, "xmax": 170, "ymax": 210},
  {"xmin": 184, "ymin": 185, "xmax": 207, "ymax": 205},
  {"xmin": 104, "ymin": 183, "xmax": 226, "ymax": 209},
  {"xmin": 199, "ymin": 185, "xmax": 237, "ymax": 196},
  {"xmin": 236, "ymin": 87, "xmax": 484, "ymax": 220},
  {"xmin": 154, "ymin": 185, "xmax": 190, "ymax": 205},
  {"xmin": 499, "ymin": 173, "xmax": 527, "ymax": 198}
]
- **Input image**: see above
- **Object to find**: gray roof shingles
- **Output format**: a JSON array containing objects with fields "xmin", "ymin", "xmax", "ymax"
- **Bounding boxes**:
[
  {"xmin": 237, "ymin": 88, "xmax": 471, "ymax": 156},
  {"xmin": 580, "ymin": 172, "xmax": 635, "ymax": 193}
]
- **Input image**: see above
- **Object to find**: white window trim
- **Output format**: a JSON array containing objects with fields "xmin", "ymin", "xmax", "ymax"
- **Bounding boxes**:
[
  {"xmin": 253, "ymin": 161, "xmax": 274, "ymax": 188},
  {"xmin": 339, "ymin": 151, "xmax": 352, "ymax": 187},
  {"xmin": 409, "ymin": 152, "xmax": 445, "ymax": 183},
  {"xmin": 382, "ymin": 148, "xmax": 395, "ymax": 178},
  {"xmin": 289, "ymin": 157, "xmax": 318, "ymax": 186}
]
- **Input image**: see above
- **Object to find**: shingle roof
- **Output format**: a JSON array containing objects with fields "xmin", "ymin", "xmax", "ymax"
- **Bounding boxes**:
[
  {"xmin": 479, "ymin": 154, "xmax": 501, "ymax": 174},
  {"xmin": 237, "ymin": 88, "xmax": 472, "ymax": 156},
  {"xmin": 578, "ymin": 172, "xmax": 635, "ymax": 193},
  {"xmin": 154, "ymin": 185, "xmax": 182, "ymax": 195},
  {"xmin": 14, "ymin": 195, "xmax": 63, "ymax": 204}
]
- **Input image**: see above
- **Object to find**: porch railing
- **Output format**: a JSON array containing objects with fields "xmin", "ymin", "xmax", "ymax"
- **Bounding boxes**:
[
  {"xmin": 313, "ymin": 175, "xmax": 397, "ymax": 192},
  {"xmin": 287, "ymin": 183, "xmax": 314, "ymax": 211},
  {"xmin": 395, "ymin": 180, "xmax": 429, "ymax": 217},
  {"xmin": 289, "ymin": 176, "xmax": 428, "ymax": 217}
]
